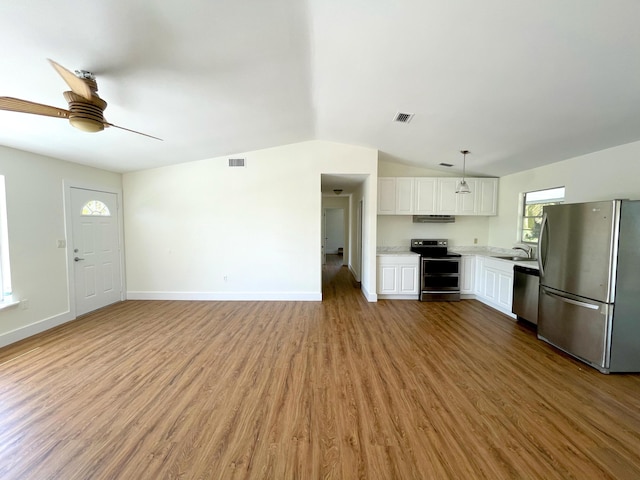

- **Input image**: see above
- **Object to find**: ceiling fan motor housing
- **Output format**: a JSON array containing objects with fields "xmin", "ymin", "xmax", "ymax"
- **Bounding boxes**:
[{"xmin": 63, "ymin": 91, "xmax": 107, "ymax": 133}]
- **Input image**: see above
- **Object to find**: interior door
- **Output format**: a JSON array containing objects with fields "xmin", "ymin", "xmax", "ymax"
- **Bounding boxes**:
[{"xmin": 71, "ymin": 187, "xmax": 122, "ymax": 316}]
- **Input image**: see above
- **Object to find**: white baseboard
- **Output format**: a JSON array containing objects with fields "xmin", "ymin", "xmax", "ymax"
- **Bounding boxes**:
[
  {"xmin": 361, "ymin": 285, "xmax": 377, "ymax": 302},
  {"xmin": 126, "ymin": 291, "xmax": 322, "ymax": 301},
  {"xmin": 474, "ymin": 296, "xmax": 517, "ymax": 319},
  {"xmin": 348, "ymin": 265, "xmax": 360, "ymax": 282},
  {"xmin": 377, "ymin": 294, "xmax": 419, "ymax": 300},
  {"xmin": 0, "ymin": 310, "xmax": 75, "ymax": 349}
]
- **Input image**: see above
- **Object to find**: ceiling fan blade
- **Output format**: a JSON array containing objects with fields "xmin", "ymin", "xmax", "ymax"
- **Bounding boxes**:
[
  {"xmin": 104, "ymin": 122, "xmax": 163, "ymax": 141},
  {"xmin": 0, "ymin": 97, "xmax": 70, "ymax": 118},
  {"xmin": 48, "ymin": 59, "xmax": 92, "ymax": 100}
]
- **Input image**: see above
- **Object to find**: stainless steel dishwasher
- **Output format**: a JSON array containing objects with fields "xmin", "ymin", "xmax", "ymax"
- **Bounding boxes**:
[{"xmin": 512, "ymin": 265, "xmax": 540, "ymax": 325}]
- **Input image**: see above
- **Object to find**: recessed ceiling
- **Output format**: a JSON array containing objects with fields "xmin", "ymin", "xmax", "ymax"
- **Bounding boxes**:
[{"xmin": 1, "ymin": 0, "xmax": 639, "ymax": 176}]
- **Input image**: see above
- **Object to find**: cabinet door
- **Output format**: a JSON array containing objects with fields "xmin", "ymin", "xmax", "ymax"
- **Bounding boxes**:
[
  {"xmin": 378, "ymin": 264, "xmax": 398, "ymax": 293},
  {"xmin": 457, "ymin": 179, "xmax": 477, "ymax": 215},
  {"xmin": 377, "ymin": 178, "xmax": 396, "ymax": 215},
  {"xmin": 414, "ymin": 178, "xmax": 438, "ymax": 214},
  {"xmin": 497, "ymin": 271, "xmax": 514, "ymax": 310},
  {"xmin": 460, "ymin": 256, "xmax": 476, "ymax": 294},
  {"xmin": 476, "ymin": 178, "xmax": 498, "ymax": 215},
  {"xmin": 436, "ymin": 178, "xmax": 459, "ymax": 214},
  {"xmin": 395, "ymin": 178, "xmax": 415, "ymax": 214},
  {"xmin": 474, "ymin": 256, "xmax": 485, "ymax": 295},
  {"xmin": 483, "ymin": 268, "xmax": 498, "ymax": 301},
  {"xmin": 399, "ymin": 264, "xmax": 419, "ymax": 294}
]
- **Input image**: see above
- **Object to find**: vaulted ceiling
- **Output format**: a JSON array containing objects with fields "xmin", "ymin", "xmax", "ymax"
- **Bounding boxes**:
[{"xmin": 1, "ymin": 0, "xmax": 639, "ymax": 176}]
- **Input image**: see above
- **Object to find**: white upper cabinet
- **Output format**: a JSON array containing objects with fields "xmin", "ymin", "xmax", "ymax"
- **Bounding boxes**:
[
  {"xmin": 395, "ymin": 177, "xmax": 415, "ymax": 214},
  {"xmin": 377, "ymin": 177, "xmax": 397, "ymax": 214},
  {"xmin": 436, "ymin": 178, "xmax": 459, "ymax": 215},
  {"xmin": 414, "ymin": 178, "xmax": 438, "ymax": 214},
  {"xmin": 456, "ymin": 178, "xmax": 477, "ymax": 215},
  {"xmin": 377, "ymin": 177, "xmax": 415, "ymax": 214},
  {"xmin": 378, "ymin": 177, "xmax": 498, "ymax": 216},
  {"xmin": 476, "ymin": 178, "xmax": 498, "ymax": 215}
]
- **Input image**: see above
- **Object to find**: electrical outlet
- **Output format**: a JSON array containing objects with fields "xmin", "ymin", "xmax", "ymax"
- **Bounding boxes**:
[
  {"xmin": 21, "ymin": 299, "xmax": 30, "ymax": 310},
  {"xmin": 224, "ymin": 275, "xmax": 228, "ymax": 282}
]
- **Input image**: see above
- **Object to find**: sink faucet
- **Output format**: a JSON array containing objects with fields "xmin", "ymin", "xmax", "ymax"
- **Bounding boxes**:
[{"xmin": 513, "ymin": 244, "xmax": 533, "ymax": 259}]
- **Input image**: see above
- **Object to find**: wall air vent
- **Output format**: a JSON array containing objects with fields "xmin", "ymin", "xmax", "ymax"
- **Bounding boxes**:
[
  {"xmin": 393, "ymin": 112, "xmax": 414, "ymax": 123},
  {"xmin": 228, "ymin": 158, "xmax": 245, "ymax": 167}
]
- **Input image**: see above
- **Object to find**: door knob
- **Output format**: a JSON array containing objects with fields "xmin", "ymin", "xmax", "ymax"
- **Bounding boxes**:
[{"xmin": 74, "ymin": 257, "xmax": 84, "ymax": 262}]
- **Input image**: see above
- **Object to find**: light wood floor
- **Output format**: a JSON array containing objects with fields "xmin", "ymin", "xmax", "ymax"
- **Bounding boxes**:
[{"xmin": 1, "ymin": 255, "xmax": 639, "ymax": 479}]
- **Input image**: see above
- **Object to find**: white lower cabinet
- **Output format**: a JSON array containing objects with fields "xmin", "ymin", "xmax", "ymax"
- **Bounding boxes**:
[
  {"xmin": 460, "ymin": 255, "xmax": 476, "ymax": 295},
  {"xmin": 474, "ymin": 257, "xmax": 515, "ymax": 317},
  {"xmin": 377, "ymin": 254, "xmax": 420, "ymax": 299}
]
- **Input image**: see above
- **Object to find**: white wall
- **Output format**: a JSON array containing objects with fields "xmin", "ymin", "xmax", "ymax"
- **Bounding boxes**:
[
  {"xmin": 489, "ymin": 140, "xmax": 640, "ymax": 247},
  {"xmin": 0, "ymin": 146, "xmax": 122, "ymax": 347},
  {"xmin": 348, "ymin": 184, "xmax": 365, "ymax": 284},
  {"xmin": 377, "ymin": 215, "xmax": 490, "ymax": 248},
  {"xmin": 378, "ymin": 159, "xmax": 458, "ymax": 178},
  {"xmin": 123, "ymin": 140, "xmax": 378, "ymax": 301}
]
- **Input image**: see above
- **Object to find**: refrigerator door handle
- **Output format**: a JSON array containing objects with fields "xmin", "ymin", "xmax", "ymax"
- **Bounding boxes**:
[
  {"xmin": 542, "ymin": 288, "xmax": 600, "ymax": 310},
  {"xmin": 538, "ymin": 212, "xmax": 548, "ymax": 277}
]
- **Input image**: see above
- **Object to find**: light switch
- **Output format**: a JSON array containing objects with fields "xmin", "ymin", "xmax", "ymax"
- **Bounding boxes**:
[{"xmin": 57, "ymin": 239, "xmax": 66, "ymax": 248}]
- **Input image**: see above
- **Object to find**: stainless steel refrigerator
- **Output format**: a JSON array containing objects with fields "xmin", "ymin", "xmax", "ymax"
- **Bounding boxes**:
[{"xmin": 537, "ymin": 200, "xmax": 640, "ymax": 373}]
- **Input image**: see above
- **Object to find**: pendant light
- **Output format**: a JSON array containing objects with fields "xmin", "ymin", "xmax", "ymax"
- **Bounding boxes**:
[{"xmin": 456, "ymin": 150, "xmax": 471, "ymax": 194}]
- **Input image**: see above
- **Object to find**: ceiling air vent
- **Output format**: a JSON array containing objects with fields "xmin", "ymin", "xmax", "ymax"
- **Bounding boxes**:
[
  {"xmin": 393, "ymin": 112, "xmax": 414, "ymax": 123},
  {"xmin": 228, "ymin": 158, "xmax": 245, "ymax": 167},
  {"xmin": 439, "ymin": 162, "xmax": 454, "ymax": 167}
]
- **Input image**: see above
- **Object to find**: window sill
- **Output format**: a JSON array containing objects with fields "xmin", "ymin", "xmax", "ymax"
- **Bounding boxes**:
[{"xmin": 0, "ymin": 296, "xmax": 20, "ymax": 311}]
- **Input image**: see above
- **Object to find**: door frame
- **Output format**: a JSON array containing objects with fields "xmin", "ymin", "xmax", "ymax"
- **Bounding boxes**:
[{"xmin": 63, "ymin": 181, "xmax": 126, "ymax": 317}]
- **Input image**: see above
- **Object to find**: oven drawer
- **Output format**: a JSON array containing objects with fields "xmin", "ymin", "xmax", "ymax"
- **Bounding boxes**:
[
  {"xmin": 422, "ymin": 274, "xmax": 460, "ymax": 291},
  {"xmin": 422, "ymin": 258, "xmax": 460, "ymax": 274}
]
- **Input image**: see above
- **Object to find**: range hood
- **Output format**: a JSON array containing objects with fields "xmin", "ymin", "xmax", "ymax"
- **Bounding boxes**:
[{"xmin": 413, "ymin": 215, "xmax": 455, "ymax": 223}]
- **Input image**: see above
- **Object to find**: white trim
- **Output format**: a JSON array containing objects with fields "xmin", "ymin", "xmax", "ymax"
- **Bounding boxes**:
[
  {"xmin": 361, "ymin": 285, "xmax": 377, "ymax": 302},
  {"xmin": 377, "ymin": 294, "xmax": 418, "ymax": 300},
  {"xmin": 0, "ymin": 310, "xmax": 74, "ymax": 349},
  {"xmin": 126, "ymin": 291, "xmax": 322, "ymax": 301},
  {"xmin": 474, "ymin": 296, "xmax": 517, "ymax": 319},
  {"xmin": 0, "ymin": 296, "xmax": 20, "ymax": 311},
  {"xmin": 348, "ymin": 264, "xmax": 358, "ymax": 280}
]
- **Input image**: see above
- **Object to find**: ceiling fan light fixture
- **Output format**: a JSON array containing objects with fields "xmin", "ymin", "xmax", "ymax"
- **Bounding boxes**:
[
  {"xmin": 69, "ymin": 116, "xmax": 104, "ymax": 133},
  {"xmin": 456, "ymin": 149, "xmax": 472, "ymax": 194}
]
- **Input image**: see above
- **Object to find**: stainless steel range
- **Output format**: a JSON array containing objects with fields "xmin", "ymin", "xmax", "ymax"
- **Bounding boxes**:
[{"xmin": 410, "ymin": 239, "xmax": 461, "ymax": 302}]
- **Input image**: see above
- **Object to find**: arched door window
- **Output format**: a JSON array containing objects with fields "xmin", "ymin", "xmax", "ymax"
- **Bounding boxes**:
[{"xmin": 81, "ymin": 200, "xmax": 111, "ymax": 216}]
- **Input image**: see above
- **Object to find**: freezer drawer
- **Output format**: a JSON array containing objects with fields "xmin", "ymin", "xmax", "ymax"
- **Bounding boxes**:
[{"xmin": 538, "ymin": 286, "xmax": 611, "ymax": 371}]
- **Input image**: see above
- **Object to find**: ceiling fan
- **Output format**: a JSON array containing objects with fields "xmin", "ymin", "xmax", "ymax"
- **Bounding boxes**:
[{"xmin": 0, "ymin": 59, "xmax": 161, "ymax": 140}]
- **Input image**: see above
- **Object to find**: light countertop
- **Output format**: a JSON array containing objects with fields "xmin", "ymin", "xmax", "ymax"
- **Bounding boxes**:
[
  {"xmin": 450, "ymin": 246, "xmax": 539, "ymax": 269},
  {"xmin": 376, "ymin": 245, "xmax": 538, "ymax": 268}
]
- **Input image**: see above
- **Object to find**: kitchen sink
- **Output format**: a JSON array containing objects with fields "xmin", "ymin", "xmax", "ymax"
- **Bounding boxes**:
[{"xmin": 492, "ymin": 255, "xmax": 532, "ymax": 262}]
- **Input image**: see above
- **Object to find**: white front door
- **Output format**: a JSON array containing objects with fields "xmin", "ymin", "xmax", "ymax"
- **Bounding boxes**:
[{"xmin": 70, "ymin": 187, "xmax": 122, "ymax": 316}]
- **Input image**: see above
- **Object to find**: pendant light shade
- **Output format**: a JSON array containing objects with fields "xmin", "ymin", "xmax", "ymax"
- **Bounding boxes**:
[{"xmin": 456, "ymin": 150, "xmax": 471, "ymax": 194}]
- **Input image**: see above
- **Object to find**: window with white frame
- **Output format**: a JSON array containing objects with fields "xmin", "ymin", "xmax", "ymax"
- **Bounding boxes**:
[
  {"xmin": 521, "ymin": 187, "xmax": 565, "ymax": 244},
  {"xmin": 0, "ymin": 175, "xmax": 12, "ymax": 302}
]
